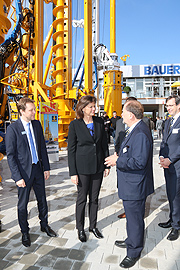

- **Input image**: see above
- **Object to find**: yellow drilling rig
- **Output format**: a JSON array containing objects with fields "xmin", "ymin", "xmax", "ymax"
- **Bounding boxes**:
[{"xmin": 0, "ymin": 0, "xmax": 123, "ymax": 149}]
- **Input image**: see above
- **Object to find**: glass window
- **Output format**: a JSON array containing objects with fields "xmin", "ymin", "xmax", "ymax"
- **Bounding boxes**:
[
  {"xmin": 164, "ymin": 87, "xmax": 170, "ymax": 97},
  {"xmin": 145, "ymin": 78, "xmax": 152, "ymax": 82},
  {"xmin": 136, "ymin": 81, "xmax": 143, "ymax": 91}
]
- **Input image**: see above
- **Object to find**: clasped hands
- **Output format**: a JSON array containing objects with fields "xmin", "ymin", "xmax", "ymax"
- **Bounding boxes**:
[
  {"xmin": 71, "ymin": 168, "xmax": 110, "ymax": 186},
  {"xmin": 159, "ymin": 156, "xmax": 171, "ymax": 168}
]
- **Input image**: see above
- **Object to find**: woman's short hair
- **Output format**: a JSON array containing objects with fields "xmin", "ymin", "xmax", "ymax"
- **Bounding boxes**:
[
  {"xmin": 125, "ymin": 100, "xmax": 144, "ymax": 119},
  {"xmin": 17, "ymin": 97, "xmax": 35, "ymax": 116},
  {"xmin": 76, "ymin": 95, "xmax": 96, "ymax": 119}
]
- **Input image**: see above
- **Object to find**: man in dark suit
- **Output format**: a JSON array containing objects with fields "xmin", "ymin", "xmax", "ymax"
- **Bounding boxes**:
[
  {"xmin": 115, "ymin": 118, "xmax": 126, "ymax": 219},
  {"xmin": 115, "ymin": 97, "xmax": 152, "ymax": 220},
  {"xmin": 159, "ymin": 95, "xmax": 180, "ymax": 241},
  {"xmin": 6, "ymin": 97, "xmax": 57, "ymax": 247},
  {"xmin": 110, "ymin": 111, "xmax": 121, "ymax": 145},
  {"xmin": 115, "ymin": 118, "xmax": 126, "ymax": 154},
  {"xmin": 105, "ymin": 100, "xmax": 154, "ymax": 268}
]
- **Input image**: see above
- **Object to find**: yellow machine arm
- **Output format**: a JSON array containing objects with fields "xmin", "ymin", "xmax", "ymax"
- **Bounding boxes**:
[{"xmin": 120, "ymin": 54, "xmax": 130, "ymax": 66}]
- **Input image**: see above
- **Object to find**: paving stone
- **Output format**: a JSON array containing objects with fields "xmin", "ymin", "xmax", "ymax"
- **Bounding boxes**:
[
  {"xmin": 4, "ymin": 251, "xmax": 24, "ymax": 262},
  {"xmin": 35, "ymin": 244, "xmax": 55, "ymax": 255},
  {"xmin": 29, "ymin": 233, "xmax": 40, "ymax": 243},
  {"xmin": 22, "ymin": 266, "xmax": 41, "ymax": 270},
  {"xmin": 176, "ymin": 260, "xmax": 180, "ymax": 270},
  {"xmin": 35, "ymin": 254, "xmax": 57, "ymax": 267},
  {"xmin": 49, "ymin": 236, "xmax": 68, "ymax": 247},
  {"xmin": 158, "ymin": 259, "xmax": 178, "ymax": 270},
  {"xmin": 33, "ymin": 235, "xmax": 51, "ymax": 245},
  {"xmin": 72, "ymin": 261, "xmax": 91, "ymax": 270},
  {"xmin": 2, "ymin": 262, "xmax": 24, "ymax": 270},
  {"xmin": 0, "ymin": 247, "xmax": 11, "ymax": 259},
  {"xmin": 0, "ymin": 260, "xmax": 10, "ymax": 270},
  {"xmin": 1, "ymin": 142, "xmax": 180, "ymax": 270},
  {"xmin": 20, "ymin": 243, "xmax": 39, "ymax": 253},
  {"xmin": 68, "ymin": 249, "xmax": 86, "ymax": 261},
  {"xmin": 140, "ymin": 257, "xmax": 158, "ymax": 269},
  {"xmin": 0, "ymin": 237, "xmax": 11, "ymax": 247},
  {"xmin": 0, "ymin": 229, "xmax": 12, "ymax": 237},
  {"xmin": 56, "ymin": 204, "xmax": 67, "ymax": 209},
  {"xmin": 90, "ymin": 262, "xmax": 109, "ymax": 270},
  {"xmin": 61, "ymin": 217, "xmax": 75, "ymax": 223},
  {"xmin": 63, "ymin": 224, "xmax": 76, "ymax": 230},
  {"xmin": 53, "ymin": 258, "xmax": 73, "ymax": 270},
  {"xmin": 103, "ymin": 254, "xmax": 119, "ymax": 264},
  {"xmin": 18, "ymin": 253, "xmax": 39, "ymax": 265},
  {"xmin": 5, "ymin": 239, "xmax": 22, "ymax": 250},
  {"xmin": 49, "ymin": 247, "xmax": 70, "ymax": 257},
  {"xmin": 9, "ymin": 232, "xmax": 22, "ymax": 240}
]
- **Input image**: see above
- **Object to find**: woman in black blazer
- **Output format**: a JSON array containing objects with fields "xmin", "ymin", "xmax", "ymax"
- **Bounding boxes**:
[{"xmin": 68, "ymin": 95, "xmax": 110, "ymax": 242}]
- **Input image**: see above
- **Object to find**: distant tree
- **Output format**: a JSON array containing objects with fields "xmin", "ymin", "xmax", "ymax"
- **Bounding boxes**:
[{"xmin": 123, "ymin": 86, "xmax": 131, "ymax": 94}]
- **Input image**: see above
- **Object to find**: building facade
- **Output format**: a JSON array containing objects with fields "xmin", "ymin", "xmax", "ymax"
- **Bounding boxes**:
[
  {"xmin": 73, "ymin": 63, "xmax": 180, "ymax": 118},
  {"xmin": 98, "ymin": 63, "xmax": 180, "ymax": 118}
]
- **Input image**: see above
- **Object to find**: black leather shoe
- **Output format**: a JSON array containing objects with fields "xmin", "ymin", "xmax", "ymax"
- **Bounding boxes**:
[
  {"xmin": 158, "ymin": 219, "xmax": 172, "ymax": 228},
  {"xmin": 89, "ymin": 228, "xmax": 103, "ymax": 238},
  {"xmin": 78, "ymin": 230, "xmax": 87, "ymax": 242},
  {"xmin": 167, "ymin": 228, "xmax": 179, "ymax": 241},
  {"xmin": 41, "ymin": 225, "xmax": 57, "ymax": 237},
  {"xmin": 115, "ymin": 240, "xmax": 127, "ymax": 248},
  {"xmin": 120, "ymin": 255, "xmax": 140, "ymax": 268},
  {"xmin": 22, "ymin": 233, "xmax": 31, "ymax": 247}
]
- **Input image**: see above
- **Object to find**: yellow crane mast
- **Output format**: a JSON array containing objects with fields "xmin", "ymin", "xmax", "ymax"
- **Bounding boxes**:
[
  {"xmin": 103, "ymin": 0, "xmax": 123, "ymax": 117},
  {"xmin": 0, "ymin": 0, "xmax": 123, "ymax": 148}
]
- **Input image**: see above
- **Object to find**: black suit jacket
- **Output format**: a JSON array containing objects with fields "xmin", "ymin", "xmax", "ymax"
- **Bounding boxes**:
[
  {"xmin": 115, "ymin": 118, "xmax": 126, "ymax": 153},
  {"xmin": 6, "ymin": 119, "xmax": 50, "ymax": 182},
  {"xmin": 68, "ymin": 116, "xmax": 109, "ymax": 176}
]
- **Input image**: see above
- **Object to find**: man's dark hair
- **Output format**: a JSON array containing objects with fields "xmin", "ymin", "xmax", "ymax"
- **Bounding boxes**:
[
  {"xmin": 125, "ymin": 96, "xmax": 137, "ymax": 102},
  {"xmin": 125, "ymin": 100, "xmax": 144, "ymax": 119},
  {"xmin": 76, "ymin": 95, "xmax": 96, "ymax": 119},
  {"xmin": 166, "ymin": 95, "xmax": 180, "ymax": 105},
  {"xmin": 17, "ymin": 97, "xmax": 35, "ymax": 116}
]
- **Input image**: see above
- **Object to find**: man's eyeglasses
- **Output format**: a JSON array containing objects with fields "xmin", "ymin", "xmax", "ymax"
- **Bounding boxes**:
[{"xmin": 165, "ymin": 104, "xmax": 176, "ymax": 109}]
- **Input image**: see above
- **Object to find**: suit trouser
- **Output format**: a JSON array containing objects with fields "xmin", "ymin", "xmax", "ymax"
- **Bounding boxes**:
[
  {"xmin": 17, "ymin": 162, "xmax": 48, "ymax": 233},
  {"xmin": 164, "ymin": 169, "xmax": 180, "ymax": 229},
  {"xmin": 123, "ymin": 199, "xmax": 146, "ymax": 258},
  {"xmin": 76, "ymin": 172, "xmax": 103, "ymax": 231}
]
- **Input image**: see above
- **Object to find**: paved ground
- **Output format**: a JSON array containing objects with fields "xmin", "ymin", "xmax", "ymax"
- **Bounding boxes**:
[{"xmin": 0, "ymin": 139, "xmax": 180, "ymax": 270}]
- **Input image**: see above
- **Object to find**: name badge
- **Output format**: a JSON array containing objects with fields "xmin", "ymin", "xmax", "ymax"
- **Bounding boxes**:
[
  {"xmin": 172, "ymin": 128, "xmax": 179, "ymax": 134},
  {"xmin": 21, "ymin": 131, "xmax": 27, "ymax": 135},
  {"xmin": 123, "ymin": 147, "xmax": 127, "ymax": 153}
]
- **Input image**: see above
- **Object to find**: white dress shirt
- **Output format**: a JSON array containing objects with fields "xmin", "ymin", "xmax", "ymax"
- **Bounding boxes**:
[{"xmin": 20, "ymin": 118, "xmax": 39, "ymax": 163}]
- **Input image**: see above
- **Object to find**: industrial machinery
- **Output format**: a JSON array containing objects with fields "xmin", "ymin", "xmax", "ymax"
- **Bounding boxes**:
[
  {"xmin": 120, "ymin": 54, "xmax": 130, "ymax": 66},
  {"xmin": 0, "ymin": 0, "xmax": 123, "ymax": 149},
  {"xmin": 0, "ymin": 0, "xmax": 76, "ymax": 147}
]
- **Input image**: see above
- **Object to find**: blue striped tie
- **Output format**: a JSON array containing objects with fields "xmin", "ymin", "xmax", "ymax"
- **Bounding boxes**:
[{"xmin": 27, "ymin": 123, "xmax": 38, "ymax": 164}]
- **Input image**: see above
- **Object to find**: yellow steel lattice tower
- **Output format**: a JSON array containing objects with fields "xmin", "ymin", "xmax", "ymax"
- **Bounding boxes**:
[{"xmin": 52, "ymin": 0, "xmax": 75, "ymax": 147}]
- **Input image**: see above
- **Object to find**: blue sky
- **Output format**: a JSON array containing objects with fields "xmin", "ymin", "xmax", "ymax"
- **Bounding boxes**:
[{"xmin": 71, "ymin": 0, "xmax": 180, "ymax": 67}]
